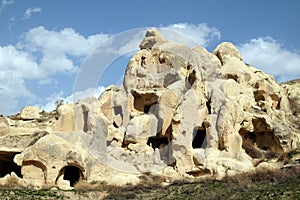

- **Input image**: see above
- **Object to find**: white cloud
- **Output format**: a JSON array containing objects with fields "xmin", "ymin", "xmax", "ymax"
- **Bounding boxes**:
[
  {"xmin": 22, "ymin": 26, "xmax": 108, "ymax": 56},
  {"xmin": 0, "ymin": 45, "xmax": 40, "ymax": 79},
  {"xmin": 162, "ymin": 23, "xmax": 221, "ymax": 47},
  {"xmin": 0, "ymin": 45, "xmax": 38, "ymax": 115},
  {"xmin": 20, "ymin": 26, "xmax": 109, "ymax": 76},
  {"xmin": 238, "ymin": 37, "xmax": 300, "ymax": 82},
  {"xmin": 23, "ymin": 7, "xmax": 41, "ymax": 20},
  {"xmin": 0, "ymin": 0, "xmax": 13, "ymax": 14},
  {"xmin": 1, "ymin": 0, "xmax": 13, "ymax": 8},
  {"xmin": 0, "ymin": 76, "xmax": 34, "ymax": 115},
  {"xmin": 0, "ymin": 26, "xmax": 109, "ymax": 115}
]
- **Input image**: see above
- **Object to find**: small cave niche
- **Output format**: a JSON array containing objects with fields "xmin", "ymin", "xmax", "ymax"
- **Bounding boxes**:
[
  {"xmin": 254, "ymin": 90, "xmax": 266, "ymax": 102},
  {"xmin": 239, "ymin": 128, "xmax": 283, "ymax": 158},
  {"xmin": 206, "ymin": 98, "xmax": 212, "ymax": 114},
  {"xmin": 58, "ymin": 166, "xmax": 83, "ymax": 187},
  {"xmin": 186, "ymin": 168, "xmax": 211, "ymax": 177},
  {"xmin": 225, "ymin": 74, "xmax": 238, "ymax": 82},
  {"xmin": 147, "ymin": 136, "xmax": 169, "ymax": 149},
  {"xmin": 113, "ymin": 121, "xmax": 119, "ymax": 128},
  {"xmin": 0, "ymin": 152, "xmax": 22, "ymax": 178},
  {"xmin": 270, "ymin": 94, "xmax": 281, "ymax": 110},
  {"xmin": 81, "ymin": 105, "xmax": 89, "ymax": 133},
  {"xmin": 192, "ymin": 126, "xmax": 207, "ymax": 149},
  {"xmin": 141, "ymin": 55, "xmax": 146, "ymax": 66},
  {"xmin": 187, "ymin": 70, "xmax": 196, "ymax": 88},
  {"xmin": 114, "ymin": 105, "xmax": 123, "ymax": 119},
  {"xmin": 132, "ymin": 91, "xmax": 158, "ymax": 114},
  {"xmin": 147, "ymin": 125, "xmax": 172, "ymax": 149}
]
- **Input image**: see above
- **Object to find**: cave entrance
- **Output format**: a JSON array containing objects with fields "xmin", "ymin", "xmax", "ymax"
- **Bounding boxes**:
[
  {"xmin": 0, "ymin": 152, "xmax": 22, "ymax": 178},
  {"xmin": 132, "ymin": 92, "xmax": 158, "ymax": 114},
  {"xmin": 192, "ymin": 127, "xmax": 207, "ymax": 149},
  {"xmin": 61, "ymin": 166, "xmax": 83, "ymax": 187}
]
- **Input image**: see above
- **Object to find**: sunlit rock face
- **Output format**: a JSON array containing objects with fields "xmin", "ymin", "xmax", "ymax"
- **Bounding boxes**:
[{"xmin": 0, "ymin": 29, "xmax": 299, "ymax": 189}]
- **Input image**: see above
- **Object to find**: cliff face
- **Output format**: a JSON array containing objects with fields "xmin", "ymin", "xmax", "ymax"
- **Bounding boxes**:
[{"xmin": 0, "ymin": 29, "xmax": 299, "ymax": 189}]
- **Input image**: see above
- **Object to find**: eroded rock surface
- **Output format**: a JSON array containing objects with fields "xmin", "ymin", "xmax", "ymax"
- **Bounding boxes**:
[{"xmin": 1, "ymin": 28, "xmax": 299, "ymax": 189}]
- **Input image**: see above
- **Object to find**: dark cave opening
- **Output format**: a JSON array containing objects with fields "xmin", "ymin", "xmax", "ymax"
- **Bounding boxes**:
[
  {"xmin": 206, "ymin": 98, "xmax": 212, "ymax": 114},
  {"xmin": 144, "ymin": 105, "xmax": 152, "ymax": 113},
  {"xmin": 147, "ymin": 136, "xmax": 169, "ymax": 149},
  {"xmin": 0, "ymin": 152, "xmax": 22, "ymax": 178},
  {"xmin": 83, "ymin": 110, "xmax": 89, "ymax": 132},
  {"xmin": 192, "ymin": 127, "xmax": 207, "ymax": 149},
  {"xmin": 62, "ymin": 166, "xmax": 83, "ymax": 187},
  {"xmin": 187, "ymin": 70, "xmax": 196, "ymax": 88}
]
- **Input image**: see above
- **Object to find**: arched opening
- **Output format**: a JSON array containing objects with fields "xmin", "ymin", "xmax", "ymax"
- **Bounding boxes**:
[
  {"xmin": 22, "ymin": 160, "xmax": 47, "ymax": 184},
  {"xmin": 57, "ymin": 166, "xmax": 83, "ymax": 187},
  {"xmin": 63, "ymin": 166, "xmax": 82, "ymax": 187},
  {"xmin": 192, "ymin": 127, "xmax": 207, "ymax": 149},
  {"xmin": 0, "ymin": 152, "xmax": 22, "ymax": 178}
]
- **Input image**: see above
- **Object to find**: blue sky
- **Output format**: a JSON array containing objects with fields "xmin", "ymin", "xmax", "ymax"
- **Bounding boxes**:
[{"xmin": 0, "ymin": 0, "xmax": 300, "ymax": 115}]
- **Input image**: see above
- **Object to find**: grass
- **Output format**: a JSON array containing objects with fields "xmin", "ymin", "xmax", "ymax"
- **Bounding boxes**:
[
  {"xmin": 0, "ymin": 166, "xmax": 299, "ymax": 199},
  {"xmin": 0, "ymin": 189, "xmax": 66, "ymax": 200},
  {"xmin": 103, "ymin": 167, "xmax": 300, "ymax": 200}
]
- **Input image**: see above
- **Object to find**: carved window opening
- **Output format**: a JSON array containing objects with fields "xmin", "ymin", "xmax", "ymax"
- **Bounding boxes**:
[{"xmin": 132, "ymin": 92, "xmax": 158, "ymax": 114}]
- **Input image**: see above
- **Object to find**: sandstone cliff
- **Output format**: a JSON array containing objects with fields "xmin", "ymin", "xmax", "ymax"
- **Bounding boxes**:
[{"xmin": 0, "ymin": 29, "xmax": 299, "ymax": 189}]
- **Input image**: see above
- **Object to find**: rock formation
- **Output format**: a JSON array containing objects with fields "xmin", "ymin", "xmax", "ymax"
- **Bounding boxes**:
[{"xmin": 0, "ymin": 28, "xmax": 300, "ymax": 189}]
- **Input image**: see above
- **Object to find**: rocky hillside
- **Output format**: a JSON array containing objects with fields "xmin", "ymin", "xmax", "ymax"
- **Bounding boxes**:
[{"xmin": 0, "ymin": 28, "xmax": 299, "ymax": 190}]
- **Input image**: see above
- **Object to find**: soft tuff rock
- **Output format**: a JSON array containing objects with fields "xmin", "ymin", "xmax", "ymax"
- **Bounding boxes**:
[
  {"xmin": 0, "ymin": 28, "xmax": 299, "ymax": 189},
  {"xmin": 20, "ymin": 106, "xmax": 40, "ymax": 120}
]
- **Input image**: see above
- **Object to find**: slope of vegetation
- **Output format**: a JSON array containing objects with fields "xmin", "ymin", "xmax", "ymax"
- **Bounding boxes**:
[{"xmin": 0, "ymin": 166, "xmax": 299, "ymax": 200}]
